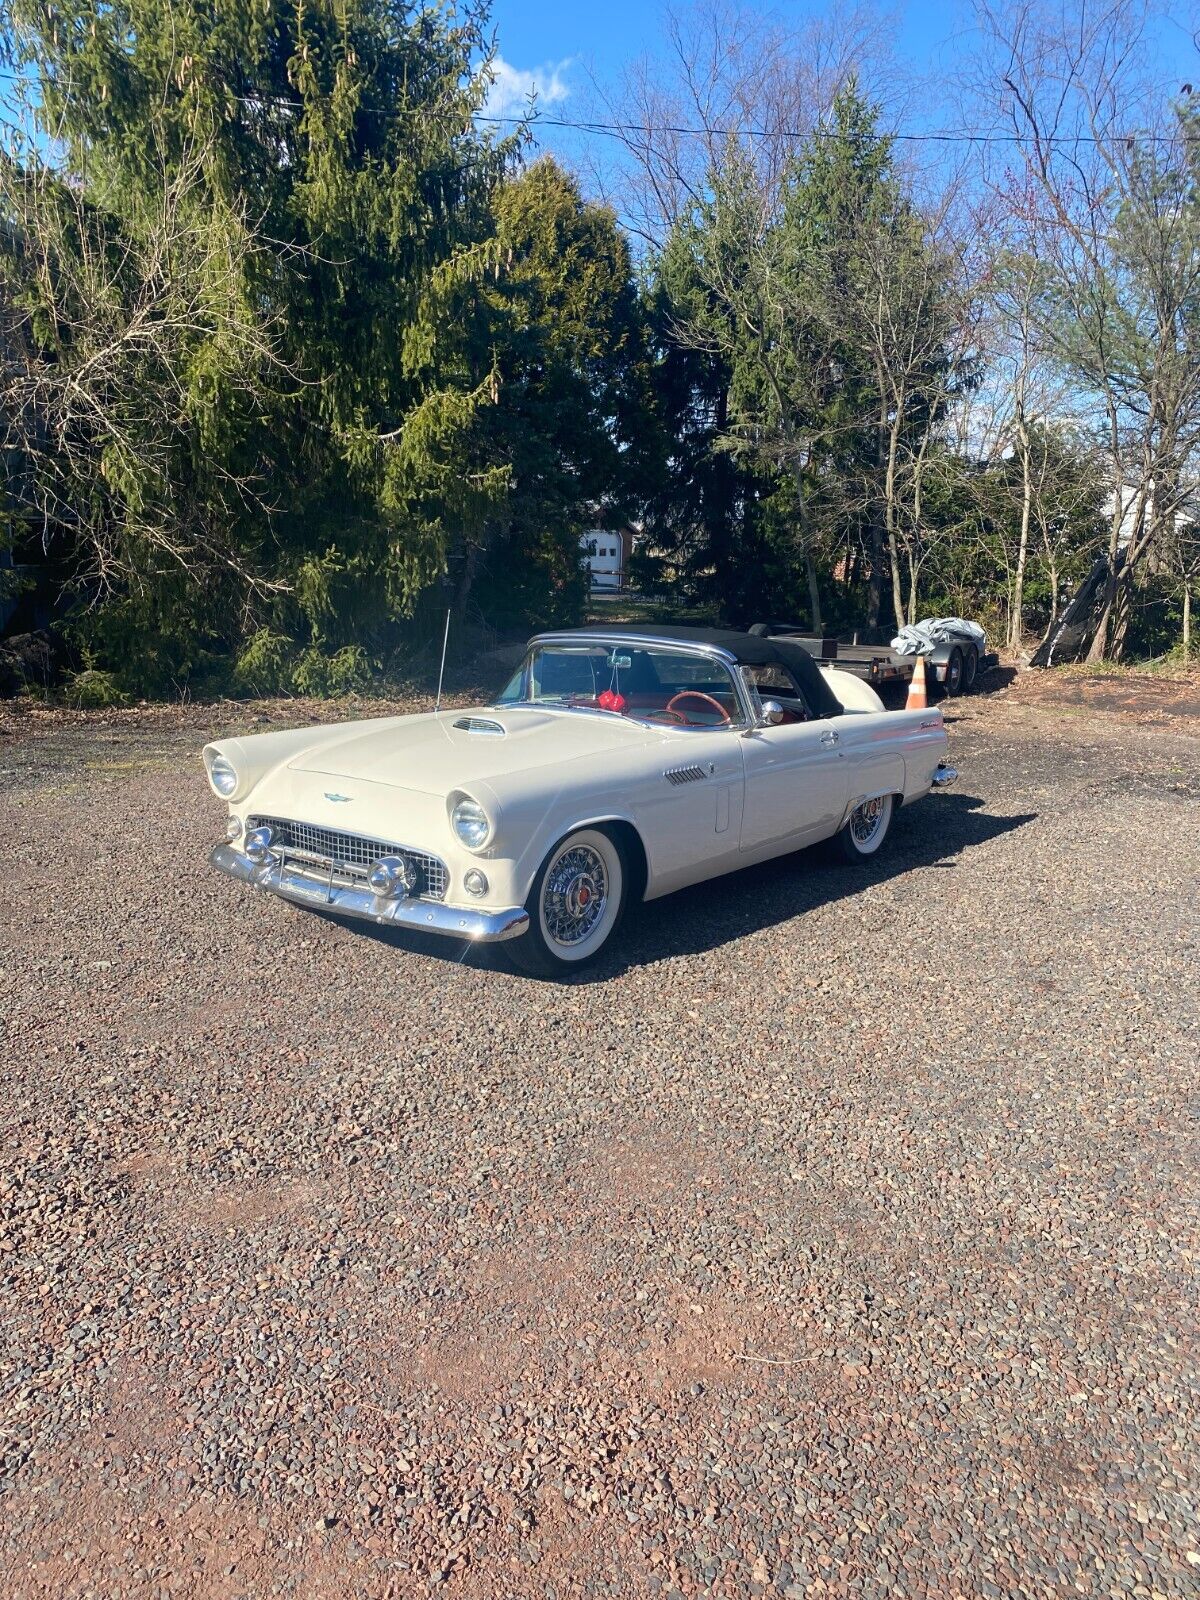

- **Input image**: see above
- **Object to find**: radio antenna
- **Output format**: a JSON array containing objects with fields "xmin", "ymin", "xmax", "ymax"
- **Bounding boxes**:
[{"xmin": 434, "ymin": 608, "xmax": 451, "ymax": 713}]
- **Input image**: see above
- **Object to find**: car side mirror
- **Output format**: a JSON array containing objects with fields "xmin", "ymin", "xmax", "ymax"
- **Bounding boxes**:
[{"xmin": 759, "ymin": 699, "xmax": 784, "ymax": 726}]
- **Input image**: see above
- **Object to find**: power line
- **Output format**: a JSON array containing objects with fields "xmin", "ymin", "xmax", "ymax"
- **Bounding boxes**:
[
  {"xmin": 0, "ymin": 65, "xmax": 1194, "ymax": 149},
  {"xmin": 474, "ymin": 111, "xmax": 1195, "ymax": 148}
]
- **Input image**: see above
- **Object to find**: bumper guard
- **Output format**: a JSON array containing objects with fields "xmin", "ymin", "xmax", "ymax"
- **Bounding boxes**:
[{"xmin": 209, "ymin": 843, "xmax": 529, "ymax": 943}]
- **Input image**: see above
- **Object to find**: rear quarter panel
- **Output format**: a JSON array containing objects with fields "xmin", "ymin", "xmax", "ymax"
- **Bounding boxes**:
[{"xmin": 835, "ymin": 708, "xmax": 948, "ymax": 808}]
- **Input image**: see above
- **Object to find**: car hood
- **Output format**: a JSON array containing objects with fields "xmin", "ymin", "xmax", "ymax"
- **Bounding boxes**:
[{"xmin": 286, "ymin": 705, "xmax": 655, "ymax": 795}]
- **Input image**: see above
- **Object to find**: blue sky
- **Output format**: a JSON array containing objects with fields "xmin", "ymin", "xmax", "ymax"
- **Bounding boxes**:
[
  {"xmin": 6, "ymin": 1, "xmax": 1195, "ymax": 165},
  {"xmin": 485, "ymin": 0, "xmax": 1198, "ymax": 159},
  {"xmin": 487, "ymin": 0, "xmax": 967, "ymax": 103}
]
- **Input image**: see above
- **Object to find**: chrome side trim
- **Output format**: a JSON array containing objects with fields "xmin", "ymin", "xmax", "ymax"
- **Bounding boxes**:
[
  {"xmin": 931, "ymin": 764, "xmax": 959, "ymax": 788},
  {"xmin": 209, "ymin": 844, "xmax": 529, "ymax": 943},
  {"xmin": 664, "ymin": 765, "xmax": 707, "ymax": 786}
]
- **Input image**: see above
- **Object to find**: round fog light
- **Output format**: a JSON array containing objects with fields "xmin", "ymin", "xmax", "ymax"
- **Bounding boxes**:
[
  {"xmin": 463, "ymin": 869, "xmax": 488, "ymax": 897},
  {"xmin": 244, "ymin": 825, "xmax": 276, "ymax": 862},
  {"xmin": 225, "ymin": 815, "xmax": 243, "ymax": 842},
  {"xmin": 368, "ymin": 855, "xmax": 414, "ymax": 899}
]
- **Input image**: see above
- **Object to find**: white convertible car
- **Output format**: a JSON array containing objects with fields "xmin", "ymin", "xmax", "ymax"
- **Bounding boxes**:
[{"xmin": 204, "ymin": 625, "xmax": 957, "ymax": 974}]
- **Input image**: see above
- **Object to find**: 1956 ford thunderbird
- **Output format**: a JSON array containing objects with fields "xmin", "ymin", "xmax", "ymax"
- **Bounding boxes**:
[{"xmin": 204, "ymin": 625, "xmax": 957, "ymax": 974}]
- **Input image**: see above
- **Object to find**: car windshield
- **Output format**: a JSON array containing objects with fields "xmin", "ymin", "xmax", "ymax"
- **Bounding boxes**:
[{"xmin": 496, "ymin": 642, "xmax": 745, "ymax": 729}]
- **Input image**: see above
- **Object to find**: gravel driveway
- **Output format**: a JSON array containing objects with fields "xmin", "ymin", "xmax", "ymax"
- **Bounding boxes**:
[{"xmin": 1, "ymin": 692, "xmax": 1197, "ymax": 1599}]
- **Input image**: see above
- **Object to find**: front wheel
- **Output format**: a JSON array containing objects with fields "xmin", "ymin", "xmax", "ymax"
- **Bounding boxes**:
[
  {"xmin": 961, "ymin": 646, "xmax": 978, "ymax": 692},
  {"xmin": 837, "ymin": 794, "xmax": 894, "ymax": 862},
  {"xmin": 506, "ymin": 827, "xmax": 626, "ymax": 976}
]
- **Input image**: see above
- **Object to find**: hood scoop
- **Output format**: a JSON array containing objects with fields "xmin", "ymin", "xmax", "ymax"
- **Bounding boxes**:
[{"xmin": 452, "ymin": 715, "xmax": 506, "ymax": 737}]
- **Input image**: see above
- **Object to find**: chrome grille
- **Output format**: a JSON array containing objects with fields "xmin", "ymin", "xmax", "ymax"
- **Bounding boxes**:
[{"xmin": 249, "ymin": 817, "xmax": 449, "ymax": 901}]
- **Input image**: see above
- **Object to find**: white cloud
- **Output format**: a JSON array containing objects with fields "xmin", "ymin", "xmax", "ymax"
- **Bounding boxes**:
[{"xmin": 485, "ymin": 55, "xmax": 574, "ymax": 120}]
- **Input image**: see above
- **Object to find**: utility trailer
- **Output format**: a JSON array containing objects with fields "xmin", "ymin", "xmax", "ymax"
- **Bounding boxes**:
[{"xmin": 752, "ymin": 622, "xmax": 999, "ymax": 697}]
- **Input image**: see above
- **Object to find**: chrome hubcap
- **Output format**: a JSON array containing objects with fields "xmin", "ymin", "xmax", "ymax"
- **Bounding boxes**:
[
  {"xmin": 543, "ymin": 845, "xmax": 608, "ymax": 945},
  {"xmin": 850, "ymin": 797, "xmax": 886, "ymax": 847}
]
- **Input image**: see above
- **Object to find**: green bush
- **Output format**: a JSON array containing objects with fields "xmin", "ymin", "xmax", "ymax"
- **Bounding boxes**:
[
  {"xmin": 65, "ymin": 667, "xmax": 127, "ymax": 708},
  {"xmin": 233, "ymin": 629, "xmax": 295, "ymax": 697},
  {"xmin": 291, "ymin": 644, "xmax": 374, "ymax": 697}
]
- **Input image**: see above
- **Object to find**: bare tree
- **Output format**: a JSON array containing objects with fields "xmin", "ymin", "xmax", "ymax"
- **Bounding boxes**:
[
  {"xmin": 852, "ymin": 183, "xmax": 982, "ymax": 627},
  {"xmin": 974, "ymin": 0, "xmax": 1200, "ymax": 660},
  {"xmin": 583, "ymin": 0, "xmax": 898, "ymax": 247}
]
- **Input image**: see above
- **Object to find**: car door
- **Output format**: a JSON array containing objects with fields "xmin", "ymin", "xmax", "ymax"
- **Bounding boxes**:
[
  {"xmin": 739, "ymin": 721, "xmax": 847, "ymax": 849},
  {"xmin": 737, "ymin": 664, "xmax": 847, "ymax": 850}
]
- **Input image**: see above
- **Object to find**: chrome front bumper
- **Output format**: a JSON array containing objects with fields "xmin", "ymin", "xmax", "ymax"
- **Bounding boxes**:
[{"xmin": 209, "ymin": 843, "xmax": 529, "ymax": 943}]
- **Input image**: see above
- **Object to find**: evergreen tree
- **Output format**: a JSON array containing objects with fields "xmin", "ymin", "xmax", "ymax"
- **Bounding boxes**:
[
  {"xmin": 2, "ymin": 0, "xmax": 513, "ymax": 690},
  {"xmin": 461, "ymin": 158, "xmax": 654, "ymax": 630}
]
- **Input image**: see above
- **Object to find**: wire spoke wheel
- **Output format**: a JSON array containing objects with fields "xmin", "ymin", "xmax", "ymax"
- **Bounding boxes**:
[
  {"xmin": 850, "ymin": 796, "xmax": 887, "ymax": 847},
  {"xmin": 542, "ymin": 843, "xmax": 609, "ymax": 947},
  {"xmin": 509, "ymin": 826, "xmax": 628, "ymax": 976},
  {"xmin": 839, "ymin": 793, "xmax": 894, "ymax": 861}
]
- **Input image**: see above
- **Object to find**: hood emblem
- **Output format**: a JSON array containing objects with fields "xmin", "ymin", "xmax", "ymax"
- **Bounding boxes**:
[{"xmin": 324, "ymin": 792, "xmax": 354, "ymax": 803}]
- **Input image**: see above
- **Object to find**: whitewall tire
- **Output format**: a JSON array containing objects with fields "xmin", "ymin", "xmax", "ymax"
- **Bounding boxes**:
[
  {"xmin": 507, "ymin": 827, "xmax": 627, "ymax": 976},
  {"xmin": 837, "ymin": 794, "xmax": 894, "ymax": 861}
]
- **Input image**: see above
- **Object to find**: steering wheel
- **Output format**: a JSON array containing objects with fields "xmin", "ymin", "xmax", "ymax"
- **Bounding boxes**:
[{"xmin": 664, "ymin": 690, "xmax": 731, "ymax": 726}]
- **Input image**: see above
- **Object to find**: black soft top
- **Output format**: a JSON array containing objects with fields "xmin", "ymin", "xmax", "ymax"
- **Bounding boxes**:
[{"xmin": 539, "ymin": 623, "xmax": 843, "ymax": 720}]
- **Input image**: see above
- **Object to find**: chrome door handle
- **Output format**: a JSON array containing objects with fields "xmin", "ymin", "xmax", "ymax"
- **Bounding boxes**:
[{"xmin": 820, "ymin": 730, "xmax": 839, "ymax": 747}]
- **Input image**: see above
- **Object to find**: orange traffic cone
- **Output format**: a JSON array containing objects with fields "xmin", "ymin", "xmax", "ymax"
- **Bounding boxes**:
[{"xmin": 905, "ymin": 654, "xmax": 928, "ymax": 711}]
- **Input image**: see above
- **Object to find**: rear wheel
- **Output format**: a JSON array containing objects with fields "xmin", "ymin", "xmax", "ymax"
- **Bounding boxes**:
[
  {"xmin": 942, "ymin": 646, "xmax": 964, "ymax": 697},
  {"xmin": 962, "ymin": 646, "xmax": 979, "ymax": 692},
  {"xmin": 837, "ymin": 794, "xmax": 894, "ymax": 862},
  {"xmin": 506, "ymin": 827, "xmax": 627, "ymax": 977}
]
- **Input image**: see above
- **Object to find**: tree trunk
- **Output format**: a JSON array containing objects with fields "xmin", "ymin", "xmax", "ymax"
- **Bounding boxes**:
[
  {"xmin": 1183, "ymin": 583, "xmax": 1191, "ymax": 659},
  {"xmin": 1110, "ymin": 579, "xmax": 1131, "ymax": 658},
  {"xmin": 866, "ymin": 524, "xmax": 883, "ymax": 628},
  {"xmin": 1085, "ymin": 570, "xmax": 1120, "ymax": 663},
  {"xmin": 882, "ymin": 413, "xmax": 905, "ymax": 632},
  {"xmin": 453, "ymin": 543, "xmax": 479, "ymax": 621},
  {"xmin": 1009, "ymin": 414, "xmax": 1033, "ymax": 655},
  {"xmin": 866, "ymin": 420, "xmax": 886, "ymax": 628},
  {"xmin": 1088, "ymin": 484, "xmax": 1138, "ymax": 663},
  {"xmin": 887, "ymin": 527, "xmax": 905, "ymax": 632},
  {"xmin": 806, "ymin": 553, "xmax": 823, "ymax": 634}
]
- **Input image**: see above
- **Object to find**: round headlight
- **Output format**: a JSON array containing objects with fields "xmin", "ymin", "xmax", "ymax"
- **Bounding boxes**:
[
  {"xmin": 368, "ymin": 855, "xmax": 414, "ymax": 899},
  {"xmin": 208, "ymin": 755, "xmax": 238, "ymax": 798},
  {"xmin": 451, "ymin": 798, "xmax": 490, "ymax": 851}
]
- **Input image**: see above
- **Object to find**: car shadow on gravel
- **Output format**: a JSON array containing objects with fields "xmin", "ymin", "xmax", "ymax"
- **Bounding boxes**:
[{"xmin": 334, "ymin": 792, "xmax": 1035, "ymax": 982}]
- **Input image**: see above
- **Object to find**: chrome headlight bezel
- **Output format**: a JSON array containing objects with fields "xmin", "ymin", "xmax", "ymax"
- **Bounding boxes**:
[
  {"xmin": 207, "ymin": 754, "xmax": 239, "ymax": 799},
  {"xmin": 450, "ymin": 795, "xmax": 491, "ymax": 852}
]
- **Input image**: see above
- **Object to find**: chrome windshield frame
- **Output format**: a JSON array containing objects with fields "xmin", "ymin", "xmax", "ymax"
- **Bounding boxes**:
[{"xmin": 507, "ymin": 633, "xmax": 760, "ymax": 730}]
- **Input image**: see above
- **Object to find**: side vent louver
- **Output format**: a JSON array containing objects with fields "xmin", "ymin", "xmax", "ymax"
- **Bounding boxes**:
[
  {"xmin": 664, "ymin": 765, "xmax": 707, "ymax": 786},
  {"xmin": 452, "ymin": 717, "xmax": 505, "ymax": 736}
]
